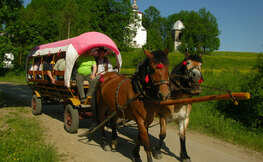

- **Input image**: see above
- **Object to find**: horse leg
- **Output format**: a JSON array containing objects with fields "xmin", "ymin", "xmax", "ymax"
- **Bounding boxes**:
[
  {"xmin": 153, "ymin": 116, "xmax": 167, "ymax": 159},
  {"xmin": 179, "ymin": 117, "xmax": 191, "ymax": 162},
  {"xmin": 111, "ymin": 117, "xmax": 118, "ymax": 151},
  {"xmin": 132, "ymin": 134, "xmax": 142, "ymax": 162},
  {"xmin": 132, "ymin": 120, "xmax": 153, "ymax": 162},
  {"xmin": 98, "ymin": 99, "xmax": 111, "ymax": 151}
]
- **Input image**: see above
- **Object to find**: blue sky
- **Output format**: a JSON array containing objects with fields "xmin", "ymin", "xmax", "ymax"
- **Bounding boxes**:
[{"xmin": 24, "ymin": 0, "xmax": 263, "ymax": 53}]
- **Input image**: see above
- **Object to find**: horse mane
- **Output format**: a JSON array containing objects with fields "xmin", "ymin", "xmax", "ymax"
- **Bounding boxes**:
[
  {"xmin": 171, "ymin": 61, "xmax": 184, "ymax": 75},
  {"xmin": 135, "ymin": 59, "xmax": 149, "ymax": 82},
  {"xmin": 187, "ymin": 54, "xmax": 202, "ymax": 63},
  {"xmin": 135, "ymin": 51, "xmax": 169, "ymax": 80},
  {"xmin": 151, "ymin": 51, "xmax": 169, "ymax": 65}
]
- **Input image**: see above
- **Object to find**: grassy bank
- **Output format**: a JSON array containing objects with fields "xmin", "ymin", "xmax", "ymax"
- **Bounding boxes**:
[
  {"xmin": 0, "ymin": 72, "xmax": 27, "ymax": 85},
  {"xmin": 188, "ymin": 69, "xmax": 263, "ymax": 152},
  {"xmin": 0, "ymin": 90, "xmax": 59, "ymax": 161}
]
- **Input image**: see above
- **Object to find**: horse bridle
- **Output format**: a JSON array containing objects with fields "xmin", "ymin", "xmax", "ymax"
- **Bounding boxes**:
[
  {"xmin": 185, "ymin": 65, "xmax": 202, "ymax": 82},
  {"xmin": 147, "ymin": 62, "xmax": 170, "ymax": 87},
  {"xmin": 170, "ymin": 61, "xmax": 203, "ymax": 95}
]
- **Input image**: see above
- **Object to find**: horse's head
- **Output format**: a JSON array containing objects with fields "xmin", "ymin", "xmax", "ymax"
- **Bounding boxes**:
[
  {"xmin": 142, "ymin": 49, "xmax": 170, "ymax": 101},
  {"xmin": 171, "ymin": 53, "xmax": 203, "ymax": 95}
]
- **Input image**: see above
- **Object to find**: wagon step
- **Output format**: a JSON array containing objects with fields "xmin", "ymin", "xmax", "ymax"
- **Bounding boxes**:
[{"xmin": 82, "ymin": 96, "xmax": 92, "ymax": 105}]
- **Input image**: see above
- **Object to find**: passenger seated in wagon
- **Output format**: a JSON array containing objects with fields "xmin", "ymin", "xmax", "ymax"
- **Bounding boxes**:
[
  {"xmin": 28, "ymin": 57, "xmax": 41, "ymax": 79},
  {"xmin": 76, "ymin": 51, "xmax": 97, "ymax": 103},
  {"xmin": 95, "ymin": 47, "xmax": 113, "ymax": 76},
  {"xmin": 54, "ymin": 53, "xmax": 66, "ymax": 81},
  {"xmin": 43, "ymin": 56, "xmax": 56, "ymax": 84}
]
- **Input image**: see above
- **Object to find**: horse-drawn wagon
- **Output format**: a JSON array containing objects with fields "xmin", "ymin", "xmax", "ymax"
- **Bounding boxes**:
[
  {"xmin": 26, "ymin": 31, "xmax": 122, "ymax": 133},
  {"xmin": 26, "ymin": 31, "xmax": 251, "ymax": 162}
]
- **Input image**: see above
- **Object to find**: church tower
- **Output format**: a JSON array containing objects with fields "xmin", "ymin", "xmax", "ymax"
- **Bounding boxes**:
[
  {"xmin": 172, "ymin": 20, "xmax": 184, "ymax": 50},
  {"xmin": 131, "ymin": 0, "xmax": 147, "ymax": 48}
]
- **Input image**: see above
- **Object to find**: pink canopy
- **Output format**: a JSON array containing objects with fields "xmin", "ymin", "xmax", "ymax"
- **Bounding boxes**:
[{"xmin": 30, "ymin": 31, "xmax": 120, "ymax": 56}]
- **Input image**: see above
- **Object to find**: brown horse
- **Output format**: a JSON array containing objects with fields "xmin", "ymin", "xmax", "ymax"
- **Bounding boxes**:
[
  {"xmin": 95, "ymin": 49, "xmax": 170, "ymax": 162},
  {"xmin": 152, "ymin": 53, "xmax": 203, "ymax": 162}
]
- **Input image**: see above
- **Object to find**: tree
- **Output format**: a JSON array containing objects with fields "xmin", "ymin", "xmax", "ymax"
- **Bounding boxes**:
[
  {"xmin": 143, "ymin": 6, "xmax": 165, "ymax": 51},
  {"xmin": 59, "ymin": 0, "xmax": 78, "ymax": 39},
  {"xmin": 89, "ymin": 0, "xmax": 134, "ymax": 50},
  {"xmin": 168, "ymin": 8, "xmax": 220, "ymax": 55},
  {"xmin": 0, "ymin": 0, "xmax": 24, "ymax": 68}
]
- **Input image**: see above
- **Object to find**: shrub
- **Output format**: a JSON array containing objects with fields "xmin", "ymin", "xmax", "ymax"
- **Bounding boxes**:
[{"xmin": 215, "ymin": 54, "xmax": 263, "ymax": 130}]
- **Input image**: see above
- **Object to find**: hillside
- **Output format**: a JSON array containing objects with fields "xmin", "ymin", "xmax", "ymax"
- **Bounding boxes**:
[{"xmin": 120, "ymin": 50, "xmax": 260, "ymax": 73}]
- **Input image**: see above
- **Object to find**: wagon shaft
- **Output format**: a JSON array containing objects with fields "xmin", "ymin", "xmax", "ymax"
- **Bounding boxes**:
[{"xmin": 158, "ymin": 92, "xmax": 250, "ymax": 106}]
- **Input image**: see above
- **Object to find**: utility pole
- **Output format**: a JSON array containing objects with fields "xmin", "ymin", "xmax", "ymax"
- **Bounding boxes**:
[{"xmin": 68, "ymin": 18, "xmax": 71, "ymax": 39}]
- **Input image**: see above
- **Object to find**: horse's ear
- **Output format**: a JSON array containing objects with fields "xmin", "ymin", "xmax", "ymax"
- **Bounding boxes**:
[
  {"xmin": 144, "ymin": 49, "xmax": 154, "ymax": 60},
  {"xmin": 163, "ymin": 48, "xmax": 169, "ymax": 56},
  {"xmin": 185, "ymin": 51, "xmax": 189, "ymax": 58},
  {"xmin": 199, "ymin": 53, "xmax": 202, "ymax": 58}
]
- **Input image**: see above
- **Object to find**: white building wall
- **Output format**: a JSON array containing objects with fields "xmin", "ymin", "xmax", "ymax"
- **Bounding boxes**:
[{"xmin": 131, "ymin": 12, "xmax": 147, "ymax": 48}]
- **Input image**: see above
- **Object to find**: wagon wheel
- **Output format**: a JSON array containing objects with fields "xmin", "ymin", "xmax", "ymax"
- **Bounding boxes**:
[
  {"xmin": 64, "ymin": 104, "xmax": 79, "ymax": 134},
  {"xmin": 31, "ymin": 94, "xmax": 42, "ymax": 115}
]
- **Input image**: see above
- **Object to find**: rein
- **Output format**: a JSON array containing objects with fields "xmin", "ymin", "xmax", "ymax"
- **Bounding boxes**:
[{"xmin": 170, "ymin": 73, "xmax": 238, "ymax": 105}]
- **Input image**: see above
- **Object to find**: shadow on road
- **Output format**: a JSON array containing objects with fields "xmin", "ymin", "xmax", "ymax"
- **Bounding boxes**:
[
  {"xmin": 0, "ymin": 82, "xmax": 93, "ymax": 129},
  {"xmin": 78, "ymin": 124, "xmax": 181, "ymax": 161},
  {"xmin": 42, "ymin": 104, "xmax": 93, "ymax": 129},
  {"xmin": 0, "ymin": 83, "xmax": 31, "ymax": 108}
]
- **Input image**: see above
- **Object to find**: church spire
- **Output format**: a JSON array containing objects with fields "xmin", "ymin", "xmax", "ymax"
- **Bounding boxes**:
[{"xmin": 132, "ymin": 0, "xmax": 138, "ymax": 11}]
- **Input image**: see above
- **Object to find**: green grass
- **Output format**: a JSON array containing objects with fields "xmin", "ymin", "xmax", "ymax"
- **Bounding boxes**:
[
  {"xmin": 189, "ymin": 101, "xmax": 263, "ymax": 151},
  {"xmin": 168, "ymin": 51, "xmax": 259, "ymax": 73},
  {"xmin": 0, "ymin": 73, "xmax": 27, "ymax": 85},
  {"xmin": 0, "ymin": 91, "xmax": 59, "ymax": 162}
]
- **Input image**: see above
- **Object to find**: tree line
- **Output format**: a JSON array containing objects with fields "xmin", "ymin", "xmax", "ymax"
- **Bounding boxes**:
[{"xmin": 0, "ymin": 0, "xmax": 220, "ymax": 70}]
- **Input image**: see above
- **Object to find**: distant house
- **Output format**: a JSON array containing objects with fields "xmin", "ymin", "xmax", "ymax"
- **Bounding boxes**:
[
  {"xmin": 3, "ymin": 53, "xmax": 14, "ymax": 68},
  {"xmin": 130, "ymin": 0, "xmax": 147, "ymax": 48},
  {"xmin": 0, "ymin": 33, "xmax": 14, "ymax": 68},
  {"xmin": 172, "ymin": 20, "xmax": 185, "ymax": 50}
]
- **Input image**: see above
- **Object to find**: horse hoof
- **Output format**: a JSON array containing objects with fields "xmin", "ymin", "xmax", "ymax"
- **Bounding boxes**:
[
  {"xmin": 182, "ymin": 158, "xmax": 191, "ymax": 162},
  {"xmin": 102, "ymin": 144, "xmax": 111, "ymax": 151},
  {"xmin": 152, "ymin": 149, "xmax": 162, "ymax": 159},
  {"xmin": 111, "ymin": 139, "xmax": 118, "ymax": 151},
  {"xmin": 132, "ymin": 157, "xmax": 142, "ymax": 162},
  {"xmin": 101, "ymin": 142, "xmax": 111, "ymax": 151}
]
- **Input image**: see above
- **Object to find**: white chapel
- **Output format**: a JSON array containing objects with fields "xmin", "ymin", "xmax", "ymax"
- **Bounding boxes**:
[{"xmin": 131, "ymin": 0, "xmax": 147, "ymax": 48}]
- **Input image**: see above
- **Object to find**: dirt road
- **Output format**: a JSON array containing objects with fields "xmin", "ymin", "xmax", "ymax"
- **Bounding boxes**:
[{"xmin": 0, "ymin": 82, "xmax": 262, "ymax": 162}]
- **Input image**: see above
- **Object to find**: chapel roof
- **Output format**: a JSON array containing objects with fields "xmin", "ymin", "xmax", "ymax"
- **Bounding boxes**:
[{"xmin": 172, "ymin": 20, "xmax": 185, "ymax": 30}]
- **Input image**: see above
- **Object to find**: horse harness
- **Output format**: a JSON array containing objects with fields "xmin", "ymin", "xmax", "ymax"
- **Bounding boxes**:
[
  {"xmin": 170, "ymin": 65, "xmax": 202, "ymax": 95},
  {"xmin": 170, "ymin": 65, "xmax": 238, "ymax": 104},
  {"xmin": 115, "ymin": 61, "xmax": 169, "ymax": 111}
]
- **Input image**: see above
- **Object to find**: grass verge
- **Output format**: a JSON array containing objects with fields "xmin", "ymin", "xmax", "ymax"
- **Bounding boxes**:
[
  {"xmin": 188, "ymin": 69, "xmax": 263, "ymax": 152},
  {"xmin": 0, "ymin": 75, "xmax": 27, "ymax": 85},
  {"xmin": 0, "ymin": 91, "xmax": 59, "ymax": 161}
]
